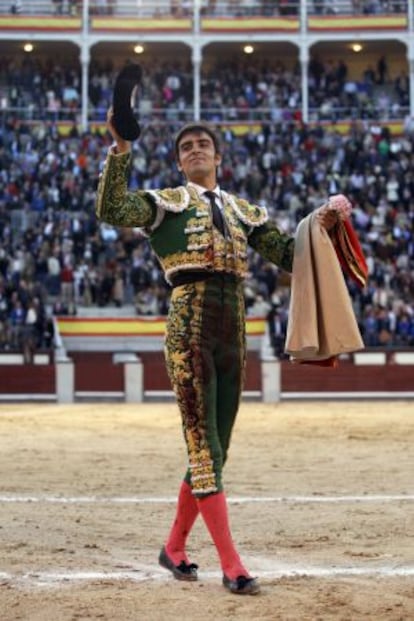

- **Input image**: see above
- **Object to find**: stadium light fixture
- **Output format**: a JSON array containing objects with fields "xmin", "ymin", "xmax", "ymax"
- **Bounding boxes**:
[
  {"xmin": 134, "ymin": 44, "xmax": 145, "ymax": 55},
  {"xmin": 23, "ymin": 43, "xmax": 34, "ymax": 53},
  {"xmin": 351, "ymin": 43, "xmax": 363, "ymax": 53},
  {"xmin": 243, "ymin": 45, "xmax": 254, "ymax": 55}
]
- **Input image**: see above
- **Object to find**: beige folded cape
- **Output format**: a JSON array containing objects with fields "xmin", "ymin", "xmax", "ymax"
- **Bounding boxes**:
[{"xmin": 285, "ymin": 212, "xmax": 364, "ymax": 364}]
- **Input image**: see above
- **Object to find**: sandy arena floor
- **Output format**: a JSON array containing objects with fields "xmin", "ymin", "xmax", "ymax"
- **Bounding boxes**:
[{"xmin": 0, "ymin": 401, "xmax": 413, "ymax": 621}]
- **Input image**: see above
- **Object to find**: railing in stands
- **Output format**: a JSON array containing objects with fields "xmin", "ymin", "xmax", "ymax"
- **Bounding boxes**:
[
  {"xmin": 0, "ymin": 106, "xmax": 410, "ymax": 128},
  {"xmin": 0, "ymin": 0, "xmax": 409, "ymax": 19}
]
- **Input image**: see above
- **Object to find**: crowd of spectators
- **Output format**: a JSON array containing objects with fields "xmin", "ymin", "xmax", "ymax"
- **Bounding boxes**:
[
  {"xmin": 0, "ymin": 57, "xmax": 413, "ymax": 360},
  {"xmin": 0, "ymin": 52, "xmax": 408, "ymax": 126}
]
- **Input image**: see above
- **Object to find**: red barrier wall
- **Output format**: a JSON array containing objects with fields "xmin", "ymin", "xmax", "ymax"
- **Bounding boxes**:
[
  {"xmin": 0, "ymin": 365, "xmax": 55, "ymax": 394},
  {"xmin": 0, "ymin": 353, "xmax": 412, "ymax": 397},
  {"xmin": 281, "ymin": 360, "xmax": 414, "ymax": 392},
  {"xmin": 71, "ymin": 352, "xmax": 124, "ymax": 392}
]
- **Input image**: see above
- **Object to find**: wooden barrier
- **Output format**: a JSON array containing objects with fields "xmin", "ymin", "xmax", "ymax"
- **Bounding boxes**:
[{"xmin": 0, "ymin": 351, "xmax": 413, "ymax": 402}]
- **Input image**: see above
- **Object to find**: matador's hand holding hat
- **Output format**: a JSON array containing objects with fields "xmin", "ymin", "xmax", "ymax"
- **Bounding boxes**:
[{"xmin": 112, "ymin": 63, "xmax": 142, "ymax": 141}]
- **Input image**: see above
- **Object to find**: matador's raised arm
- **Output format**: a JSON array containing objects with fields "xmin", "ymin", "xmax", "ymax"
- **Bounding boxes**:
[{"xmin": 96, "ymin": 150, "xmax": 157, "ymax": 229}]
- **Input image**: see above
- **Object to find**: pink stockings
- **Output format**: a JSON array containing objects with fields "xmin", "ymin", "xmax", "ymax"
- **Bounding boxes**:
[
  {"xmin": 198, "ymin": 491, "xmax": 249, "ymax": 579},
  {"xmin": 165, "ymin": 483, "xmax": 249, "ymax": 580},
  {"xmin": 164, "ymin": 480, "xmax": 199, "ymax": 565}
]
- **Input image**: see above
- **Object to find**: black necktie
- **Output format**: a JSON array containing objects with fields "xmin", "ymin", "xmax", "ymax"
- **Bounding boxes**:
[{"xmin": 204, "ymin": 191, "xmax": 227, "ymax": 237}]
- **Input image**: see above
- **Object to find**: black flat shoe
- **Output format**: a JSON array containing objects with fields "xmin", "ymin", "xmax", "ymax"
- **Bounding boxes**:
[
  {"xmin": 222, "ymin": 574, "xmax": 260, "ymax": 595},
  {"xmin": 158, "ymin": 546, "xmax": 198, "ymax": 581}
]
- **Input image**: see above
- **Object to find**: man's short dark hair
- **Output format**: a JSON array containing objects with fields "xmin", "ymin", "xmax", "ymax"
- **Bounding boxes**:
[{"xmin": 174, "ymin": 122, "xmax": 220, "ymax": 159}]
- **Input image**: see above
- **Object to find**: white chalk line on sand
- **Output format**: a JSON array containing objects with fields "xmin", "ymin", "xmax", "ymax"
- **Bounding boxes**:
[
  {"xmin": 2, "ymin": 496, "xmax": 413, "ymax": 587},
  {"xmin": 1, "ymin": 565, "xmax": 414, "ymax": 588},
  {"xmin": 1, "ymin": 494, "xmax": 414, "ymax": 504}
]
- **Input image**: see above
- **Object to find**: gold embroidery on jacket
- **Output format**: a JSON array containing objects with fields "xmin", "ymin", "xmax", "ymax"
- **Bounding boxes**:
[{"xmin": 147, "ymin": 187, "xmax": 190, "ymax": 212}]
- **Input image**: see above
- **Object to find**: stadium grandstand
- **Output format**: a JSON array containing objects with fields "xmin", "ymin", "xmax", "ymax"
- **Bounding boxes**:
[{"xmin": 0, "ymin": 0, "xmax": 413, "ymax": 400}]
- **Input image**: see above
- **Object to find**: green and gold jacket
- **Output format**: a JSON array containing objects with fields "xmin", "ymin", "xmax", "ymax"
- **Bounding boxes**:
[{"xmin": 96, "ymin": 151, "xmax": 294, "ymax": 283}]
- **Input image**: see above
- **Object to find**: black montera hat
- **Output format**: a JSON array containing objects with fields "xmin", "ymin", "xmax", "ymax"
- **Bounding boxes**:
[{"xmin": 112, "ymin": 63, "xmax": 142, "ymax": 141}]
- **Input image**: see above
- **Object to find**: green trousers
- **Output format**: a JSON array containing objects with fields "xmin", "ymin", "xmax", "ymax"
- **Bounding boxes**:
[{"xmin": 165, "ymin": 275, "xmax": 246, "ymax": 498}]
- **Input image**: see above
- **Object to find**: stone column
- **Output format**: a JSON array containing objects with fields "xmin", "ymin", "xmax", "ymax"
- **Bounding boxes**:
[
  {"xmin": 300, "ymin": 46, "xmax": 309, "ymax": 124},
  {"xmin": 56, "ymin": 356, "xmax": 75, "ymax": 403},
  {"xmin": 261, "ymin": 356, "xmax": 281, "ymax": 403},
  {"xmin": 113, "ymin": 353, "xmax": 144, "ymax": 402},
  {"xmin": 192, "ymin": 43, "xmax": 202, "ymax": 121},
  {"xmin": 80, "ymin": 44, "xmax": 90, "ymax": 133}
]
